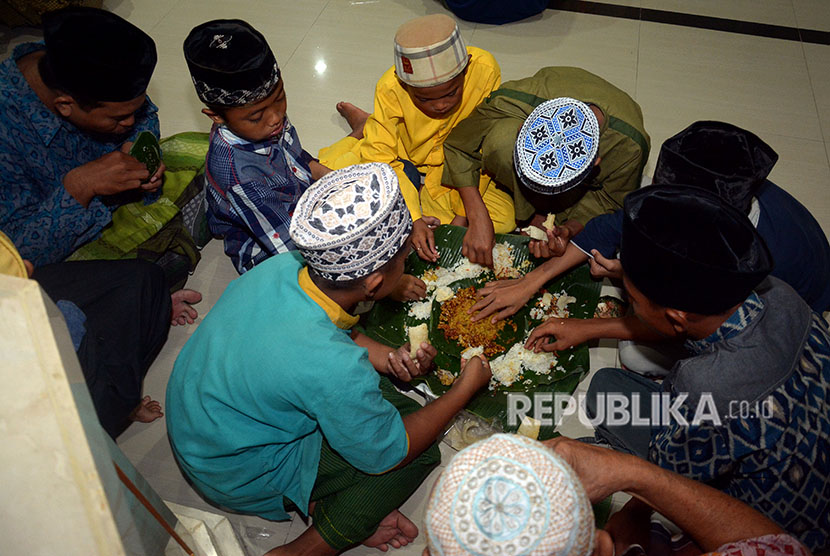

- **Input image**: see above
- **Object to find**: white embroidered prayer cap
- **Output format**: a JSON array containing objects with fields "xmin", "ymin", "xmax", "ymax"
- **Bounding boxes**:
[
  {"xmin": 289, "ymin": 163, "xmax": 412, "ymax": 282},
  {"xmin": 394, "ymin": 14, "xmax": 469, "ymax": 88},
  {"xmin": 425, "ymin": 434, "xmax": 595, "ymax": 556},
  {"xmin": 514, "ymin": 98, "xmax": 600, "ymax": 196}
]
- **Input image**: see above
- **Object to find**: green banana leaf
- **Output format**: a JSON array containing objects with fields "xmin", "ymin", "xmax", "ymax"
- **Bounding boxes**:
[{"xmin": 357, "ymin": 225, "xmax": 602, "ymax": 439}]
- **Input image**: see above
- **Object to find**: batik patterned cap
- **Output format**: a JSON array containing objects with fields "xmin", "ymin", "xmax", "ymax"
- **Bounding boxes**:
[
  {"xmin": 514, "ymin": 98, "xmax": 600, "ymax": 196},
  {"xmin": 394, "ymin": 14, "xmax": 468, "ymax": 88},
  {"xmin": 290, "ymin": 163, "xmax": 412, "ymax": 282},
  {"xmin": 184, "ymin": 19, "xmax": 280, "ymax": 107},
  {"xmin": 425, "ymin": 434, "xmax": 595, "ymax": 556}
]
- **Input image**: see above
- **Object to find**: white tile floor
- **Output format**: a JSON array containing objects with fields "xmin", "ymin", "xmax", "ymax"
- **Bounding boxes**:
[{"xmin": 4, "ymin": 1, "xmax": 830, "ymax": 554}]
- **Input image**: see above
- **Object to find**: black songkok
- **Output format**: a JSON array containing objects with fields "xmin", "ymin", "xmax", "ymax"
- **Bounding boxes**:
[
  {"xmin": 620, "ymin": 185, "xmax": 773, "ymax": 315},
  {"xmin": 183, "ymin": 20, "xmax": 280, "ymax": 107},
  {"xmin": 653, "ymin": 121, "xmax": 778, "ymax": 215},
  {"xmin": 42, "ymin": 7, "xmax": 157, "ymax": 102}
]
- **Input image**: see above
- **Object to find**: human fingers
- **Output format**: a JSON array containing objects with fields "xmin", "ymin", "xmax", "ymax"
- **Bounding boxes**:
[
  {"xmin": 592, "ymin": 250, "xmax": 614, "ymax": 270},
  {"xmin": 411, "ymin": 278, "xmax": 427, "ymax": 299},
  {"xmin": 528, "ymin": 240, "xmax": 543, "ymax": 258},
  {"xmin": 554, "ymin": 225, "xmax": 572, "ymax": 241},
  {"xmin": 140, "ymin": 174, "xmax": 163, "ymax": 191},
  {"xmin": 481, "ymin": 244, "xmax": 493, "ymax": 268},
  {"xmin": 417, "ymin": 342, "xmax": 437, "ymax": 365},
  {"xmin": 530, "ymin": 240, "xmax": 552, "ymax": 259},
  {"xmin": 478, "ymin": 279, "xmax": 512, "ymax": 294},
  {"xmin": 401, "ymin": 347, "xmax": 422, "ymax": 377},
  {"xmin": 424, "ymin": 226, "xmax": 438, "ymax": 261},
  {"xmin": 490, "ymin": 305, "xmax": 517, "ymax": 324},
  {"xmin": 422, "ymin": 215, "xmax": 441, "ymax": 228},
  {"xmin": 387, "ymin": 350, "xmax": 413, "ymax": 382},
  {"xmin": 526, "ymin": 322, "xmax": 555, "ymax": 348},
  {"xmin": 539, "ymin": 340, "xmax": 562, "ymax": 353},
  {"xmin": 148, "ymin": 161, "xmax": 166, "ymax": 184},
  {"xmin": 468, "ymin": 295, "xmax": 496, "ymax": 321},
  {"xmin": 183, "ymin": 305, "xmax": 198, "ymax": 324},
  {"xmin": 413, "ymin": 237, "xmax": 431, "ymax": 261},
  {"xmin": 422, "ymin": 225, "xmax": 440, "ymax": 262},
  {"xmin": 120, "ymin": 141, "xmax": 133, "ymax": 153}
]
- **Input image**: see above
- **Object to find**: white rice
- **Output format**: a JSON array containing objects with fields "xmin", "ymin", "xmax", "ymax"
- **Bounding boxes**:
[
  {"xmin": 461, "ymin": 346, "xmax": 484, "ymax": 360},
  {"xmin": 434, "ymin": 285, "xmax": 454, "ymax": 302},
  {"xmin": 530, "ymin": 290, "xmax": 577, "ymax": 320},
  {"xmin": 493, "ymin": 243, "xmax": 522, "ymax": 279},
  {"xmin": 488, "ymin": 340, "xmax": 559, "ymax": 389},
  {"xmin": 421, "ymin": 257, "xmax": 488, "ymax": 293},
  {"xmin": 407, "ymin": 299, "xmax": 433, "ymax": 320}
]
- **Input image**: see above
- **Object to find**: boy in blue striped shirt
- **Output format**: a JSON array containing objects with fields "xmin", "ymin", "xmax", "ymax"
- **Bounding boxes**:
[{"xmin": 184, "ymin": 19, "xmax": 329, "ymax": 274}]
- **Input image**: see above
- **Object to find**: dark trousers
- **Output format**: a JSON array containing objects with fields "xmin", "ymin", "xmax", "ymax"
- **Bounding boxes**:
[
  {"xmin": 33, "ymin": 259, "xmax": 171, "ymax": 438},
  {"xmin": 585, "ymin": 367, "xmax": 662, "ymax": 460}
]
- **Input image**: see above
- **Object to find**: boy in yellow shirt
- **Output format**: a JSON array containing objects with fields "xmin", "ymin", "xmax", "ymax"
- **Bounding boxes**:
[{"xmin": 319, "ymin": 14, "xmax": 508, "ymax": 263}]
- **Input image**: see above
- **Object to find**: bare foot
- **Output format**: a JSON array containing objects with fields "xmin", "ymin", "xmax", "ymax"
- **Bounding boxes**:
[
  {"xmin": 336, "ymin": 101, "xmax": 370, "ymax": 139},
  {"xmin": 171, "ymin": 288, "xmax": 202, "ymax": 326},
  {"xmin": 363, "ymin": 510, "xmax": 418, "ymax": 552},
  {"xmin": 129, "ymin": 395, "xmax": 163, "ymax": 423}
]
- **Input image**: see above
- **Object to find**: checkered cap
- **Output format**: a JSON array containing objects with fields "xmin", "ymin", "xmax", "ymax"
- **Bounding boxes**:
[
  {"xmin": 425, "ymin": 434, "xmax": 595, "ymax": 556},
  {"xmin": 289, "ymin": 163, "xmax": 412, "ymax": 282},
  {"xmin": 514, "ymin": 98, "xmax": 600, "ymax": 196},
  {"xmin": 394, "ymin": 14, "xmax": 468, "ymax": 88}
]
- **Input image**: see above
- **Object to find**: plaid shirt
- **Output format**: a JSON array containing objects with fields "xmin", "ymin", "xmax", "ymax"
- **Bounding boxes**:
[{"xmin": 205, "ymin": 119, "xmax": 312, "ymax": 273}]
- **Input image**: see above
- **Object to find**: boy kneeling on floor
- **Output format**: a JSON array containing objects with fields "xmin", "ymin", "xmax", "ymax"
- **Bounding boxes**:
[{"xmin": 166, "ymin": 162, "xmax": 492, "ymax": 555}]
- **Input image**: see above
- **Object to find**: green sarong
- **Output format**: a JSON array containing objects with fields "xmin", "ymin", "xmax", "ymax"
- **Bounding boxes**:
[{"xmin": 299, "ymin": 377, "xmax": 441, "ymax": 550}]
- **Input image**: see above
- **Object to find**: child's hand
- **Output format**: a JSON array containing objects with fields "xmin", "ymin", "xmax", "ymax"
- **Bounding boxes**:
[
  {"xmin": 386, "ymin": 343, "xmax": 437, "ymax": 382},
  {"xmin": 462, "ymin": 217, "xmax": 495, "ymax": 267},
  {"xmin": 455, "ymin": 355, "xmax": 492, "ymax": 391},
  {"xmin": 389, "ymin": 273, "xmax": 427, "ymax": 301},
  {"xmin": 412, "ymin": 216, "xmax": 439, "ymax": 262},
  {"xmin": 588, "ymin": 250, "xmax": 623, "ymax": 280},
  {"xmin": 529, "ymin": 226, "xmax": 568, "ymax": 259}
]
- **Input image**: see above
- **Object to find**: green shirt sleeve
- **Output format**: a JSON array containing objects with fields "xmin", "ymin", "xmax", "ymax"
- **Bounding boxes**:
[{"xmin": 442, "ymin": 92, "xmax": 535, "ymax": 189}]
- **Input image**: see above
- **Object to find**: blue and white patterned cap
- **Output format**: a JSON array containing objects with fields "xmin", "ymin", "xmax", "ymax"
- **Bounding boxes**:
[
  {"xmin": 425, "ymin": 434, "xmax": 595, "ymax": 556},
  {"xmin": 289, "ymin": 163, "xmax": 412, "ymax": 282},
  {"xmin": 514, "ymin": 98, "xmax": 600, "ymax": 196}
]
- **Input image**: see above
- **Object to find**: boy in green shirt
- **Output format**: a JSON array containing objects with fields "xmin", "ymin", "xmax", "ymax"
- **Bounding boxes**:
[
  {"xmin": 441, "ymin": 67, "xmax": 649, "ymax": 267},
  {"xmin": 166, "ymin": 162, "xmax": 492, "ymax": 555}
]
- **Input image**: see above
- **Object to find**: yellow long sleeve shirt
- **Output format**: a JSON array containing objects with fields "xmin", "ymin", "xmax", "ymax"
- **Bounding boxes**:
[{"xmin": 319, "ymin": 47, "xmax": 500, "ymax": 221}]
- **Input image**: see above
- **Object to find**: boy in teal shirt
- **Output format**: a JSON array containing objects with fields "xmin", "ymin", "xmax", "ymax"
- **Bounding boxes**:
[{"xmin": 166, "ymin": 162, "xmax": 492, "ymax": 555}]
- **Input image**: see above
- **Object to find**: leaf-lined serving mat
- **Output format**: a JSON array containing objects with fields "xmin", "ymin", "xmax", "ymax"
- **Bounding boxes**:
[{"xmin": 357, "ymin": 225, "xmax": 601, "ymax": 439}]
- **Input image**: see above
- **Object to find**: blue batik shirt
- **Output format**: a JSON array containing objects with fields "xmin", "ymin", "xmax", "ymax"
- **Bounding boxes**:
[
  {"xmin": 651, "ymin": 279, "xmax": 830, "ymax": 551},
  {"xmin": 0, "ymin": 43, "xmax": 161, "ymax": 267},
  {"xmin": 204, "ymin": 119, "xmax": 313, "ymax": 274}
]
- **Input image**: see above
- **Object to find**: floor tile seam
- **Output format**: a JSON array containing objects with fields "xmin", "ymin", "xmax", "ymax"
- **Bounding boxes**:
[
  {"xmin": 798, "ymin": 38, "xmax": 830, "ymax": 154},
  {"xmin": 548, "ymin": 0, "xmax": 830, "ymax": 45},
  {"xmin": 146, "ymin": 0, "xmax": 184, "ymax": 35},
  {"xmin": 280, "ymin": 0, "xmax": 332, "ymax": 67}
]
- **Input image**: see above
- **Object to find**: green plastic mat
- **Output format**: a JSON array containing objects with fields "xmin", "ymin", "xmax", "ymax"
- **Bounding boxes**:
[{"xmin": 358, "ymin": 225, "xmax": 601, "ymax": 439}]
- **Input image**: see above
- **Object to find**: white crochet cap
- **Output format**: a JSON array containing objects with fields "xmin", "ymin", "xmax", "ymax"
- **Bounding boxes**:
[
  {"xmin": 425, "ymin": 434, "xmax": 595, "ymax": 556},
  {"xmin": 289, "ymin": 162, "xmax": 412, "ymax": 281}
]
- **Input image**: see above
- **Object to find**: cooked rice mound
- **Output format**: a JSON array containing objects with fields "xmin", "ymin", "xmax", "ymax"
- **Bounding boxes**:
[{"xmin": 438, "ymin": 287, "xmax": 513, "ymax": 357}]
